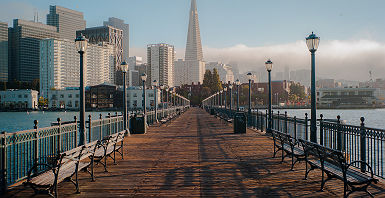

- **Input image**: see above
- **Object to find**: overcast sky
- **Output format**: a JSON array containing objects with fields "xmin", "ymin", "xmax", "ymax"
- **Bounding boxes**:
[{"xmin": 1, "ymin": 0, "xmax": 385, "ymax": 81}]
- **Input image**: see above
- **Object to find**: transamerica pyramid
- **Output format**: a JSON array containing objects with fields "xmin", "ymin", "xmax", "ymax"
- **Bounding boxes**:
[{"xmin": 185, "ymin": 0, "xmax": 203, "ymax": 61}]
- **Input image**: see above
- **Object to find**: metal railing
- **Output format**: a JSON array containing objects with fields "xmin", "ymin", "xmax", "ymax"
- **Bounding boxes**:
[
  {"xmin": 0, "ymin": 106, "xmax": 189, "ymax": 191},
  {"xmin": 207, "ymin": 105, "xmax": 385, "ymax": 179}
]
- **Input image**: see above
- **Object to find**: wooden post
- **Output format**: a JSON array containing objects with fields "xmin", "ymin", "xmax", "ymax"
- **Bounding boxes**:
[
  {"xmin": 57, "ymin": 118, "xmax": 61, "ymax": 153},
  {"xmin": 1, "ymin": 131, "xmax": 7, "ymax": 192},
  {"xmin": 360, "ymin": 117, "xmax": 366, "ymax": 172}
]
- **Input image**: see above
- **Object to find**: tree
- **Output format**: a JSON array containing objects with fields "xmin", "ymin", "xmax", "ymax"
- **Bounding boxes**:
[
  {"xmin": 289, "ymin": 83, "xmax": 306, "ymax": 103},
  {"xmin": 202, "ymin": 70, "xmax": 212, "ymax": 89},
  {"xmin": 211, "ymin": 68, "xmax": 223, "ymax": 93}
]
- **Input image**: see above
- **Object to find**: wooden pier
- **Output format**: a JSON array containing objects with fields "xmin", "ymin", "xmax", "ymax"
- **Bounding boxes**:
[{"xmin": 5, "ymin": 108, "xmax": 385, "ymax": 197}]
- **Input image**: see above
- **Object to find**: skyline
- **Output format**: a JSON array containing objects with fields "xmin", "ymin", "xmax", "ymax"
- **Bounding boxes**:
[{"xmin": 1, "ymin": 0, "xmax": 385, "ymax": 81}]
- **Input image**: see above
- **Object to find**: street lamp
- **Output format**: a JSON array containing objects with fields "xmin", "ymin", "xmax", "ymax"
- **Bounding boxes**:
[
  {"xmin": 120, "ymin": 61, "xmax": 129, "ymax": 134},
  {"xmin": 75, "ymin": 34, "xmax": 87, "ymax": 146},
  {"xmin": 235, "ymin": 79, "xmax": 240, "ymax": 112},
  {"xmin": 141, "ymin": 73, "xmax": 147, "ymax": 115},
  {"xmin": 265, "ymin": 59, "xmax": 273, "ymax": 133},
  {"xmin": 165, "ymin": 87, "xmax": 169, "ymax": 109},
  {"xmin": 152, "ymin": 80, "xmax": 158, "ymax": 122},
  {"xmin": 306, "ymin": 32, "xmax": 320, "ymax": 143},
  {"xmin": 247, "ymin": 72, "xmax": 253, "ymax": 114},
  {"xmin": 224, "ymin": 87, "xmax": 228, "ymax": 110},
  {"xmin": 229, "ymin": 83, "xmax": 233, "ymax": 112}
]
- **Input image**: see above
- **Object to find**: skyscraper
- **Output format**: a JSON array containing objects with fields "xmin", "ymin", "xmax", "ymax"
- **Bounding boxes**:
[
  {"xmin": 103, "ymin": 17, "xmax": 129, "ymax": 61},
  {"xmin": 47, "ymin": 5, "xmax": 86, "ymax": 40},
  {"xmin": 147, "ymin": 44, "xmax": 175, "ymax": 87},
  {"xmin": 8, "ymin": 19, "xmax": 58, "ymax": 83},
  {"xmin": 77, "ymin": 26, "xmax": 123, "ymax": 85},
  {"xmin": 0, "ymin": 22, "xmax": 8, "ymax": 82},
  {"xmin": 174, "ymin": 0, "xmax": 205, "ymax": 86}
]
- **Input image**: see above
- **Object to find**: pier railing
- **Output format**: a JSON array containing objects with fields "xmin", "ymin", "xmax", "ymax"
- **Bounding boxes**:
[
  {"xmin": 206, "ymin": 105, "xmax": 385, "ymax": 179},
  {"xmin": 0, "ymin": 106, "xmax": 189, "ymax": 191}
]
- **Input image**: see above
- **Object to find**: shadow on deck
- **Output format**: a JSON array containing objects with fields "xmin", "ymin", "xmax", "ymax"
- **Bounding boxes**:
[{"xmin": 4, "ymin": 108, "xmax": 385, "ymax": 197}]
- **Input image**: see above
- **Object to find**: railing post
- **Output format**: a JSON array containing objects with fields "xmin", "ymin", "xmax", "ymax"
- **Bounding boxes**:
[
  {"xmin": 277, "ymin": 111, "xmax": 280, "ymax": 132},
  {"xmin": 265, "ymin": 110, "xmax": 268, "ymax": 132},
  {"xmin": 319, "ymin": 114, "xmax": 324, "ymax": 145},
  {"xmin": 360, "ymin": 117, "xmax": 366, "ymax": 172},
  {"xmin": 99, "ymin": 114, "xmax": 103, "ymax": 140},
  {"xmin": 336, "ymin": 115, "xmax": 342, "ymax": 151},
  {"xmin": 88, "ymin": 115, "xmax": 92, "ymax": 143},
  {"xmin": 74, "ymin": 116, "xmax": 77, "ymax": 147},
  {"xmin": 1, "ymin": 131, "xmax": 7, "ymax": 192},
  {"xmin": 305, "ymin": 113, "xmax": 309, "ymax": 141},
  {"xmin": 115, "ymin": 112, "xmax": 118, "ymax": 134},
  {"xmin": 33, "ymin": 120, "xmax": 39, "ymax": 174},
  {"xmin": 271, "ymin": 110, "xmax": 274, "ymax": 130},
  {"xmin": 285, "ymin": 111, "xmax": 288, "ymax": 134},
  {"xmin": 108, "ymin": 113, "xmax": 111, "ymax": 136},
  {"xmin": 293, "ymin": 116, "xmax": 297, "ymax": 139},
  {"xmin": 57, "ymin": 118, "xmax": 61, "ymax": 153}
]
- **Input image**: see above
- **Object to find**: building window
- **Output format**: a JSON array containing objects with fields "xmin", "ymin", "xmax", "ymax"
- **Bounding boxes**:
[
  {"xmin": 75, "ymin": 101, "xmax": 79, "ymax": 107},
  {"xmin": 24, "ymin": 95, "xmax": 28, "ymax": 98},
  {"xmin": 149, "ymin": 93, "xmax": 154, "ymax": 97},
  {"xmin": 76, "ymin": 94, "xmax": 79, "ymax": 98},
  {"xmin": 60, "ymin": 94, "xmax": 64, "ymax": 98},
  {"xmin": 68, "ymin": 94, "xmax": 72, "ymax": 98},
  {"xmin": 18, "ymin": 95, "xmax": 22, "ymax": 98},
  {"xmin": 133, "ymin": 93, "xmax": 137, "ymax": 97}
]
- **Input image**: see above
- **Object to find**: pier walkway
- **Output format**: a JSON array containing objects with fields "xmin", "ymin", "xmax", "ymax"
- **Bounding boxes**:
[{"xmin": 5, "ymin": 108, "xmax": 385, "ymax": 197}]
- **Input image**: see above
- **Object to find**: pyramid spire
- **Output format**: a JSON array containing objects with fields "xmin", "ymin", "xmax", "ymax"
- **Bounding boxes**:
[{"xmin": 185, "ymin": 0, "xmax": 203, "ymax": 61}]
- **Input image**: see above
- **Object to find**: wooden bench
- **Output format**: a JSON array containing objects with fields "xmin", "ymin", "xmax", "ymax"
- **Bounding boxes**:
[
  {"xmin": 298, "ymin": 139, "xmax": 378, "ymax": 197},
  {"xmin": 93, "ymin": 131, "xmax": 125, "ymax": 172},
  {"xmin": 271, "ymin": 130, "xmax": 305, "ymax": 170},
  {"xmin": 24, "ymin": 140, "xmax": 99, "ymax": 197}
]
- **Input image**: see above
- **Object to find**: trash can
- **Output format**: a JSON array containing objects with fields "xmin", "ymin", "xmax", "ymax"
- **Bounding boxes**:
[
  {"xmin": 234, "ymin": 112, "xmax": 247, "ymax": 134},
  {"xmin": 130, "ymin": 114, "xmax": 147, "ymax": 134},
  {"xmin": 210, "ymin": 108, "xmax": 215, "ymax": 115}
]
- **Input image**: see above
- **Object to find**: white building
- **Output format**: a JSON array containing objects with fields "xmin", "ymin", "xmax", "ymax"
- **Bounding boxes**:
[
  {"xmin": 40, "ymin": 39, "xmax": 115, "ymax": 98},
  {"xmin": 127, "ymin": 56, "xmax": 143, "ymax": 87},
  {"xmin": 127, "ymin": 87, "xmax": 161, "ymax": 110},
  {"xmin": 147, "ymin": 44, "xmax": 175, "ymax": 87},
  {"xmin": 205, "ymin": 62, "xmax": 235, "ymax": 84},
  {"xmin": 47, "ymin": 88, "xmax": 80, "ymax": 110},
  {"xmin": 0, "ymin": 89, "xmax": 38, "ymax": 109},
  {"xmin": 174, "ymin": 60, "xmax": 205, "ymax": 86}
]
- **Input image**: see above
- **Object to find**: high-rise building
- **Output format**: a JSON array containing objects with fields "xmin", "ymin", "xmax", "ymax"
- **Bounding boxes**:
[
  {"xmin": 8, "ymin": 19, "xmax": 58, "ymax": 83},
  {"xmin": 77, "ymin": 26, "xmax": 123, "ymax": 85},
  {"xmin": 205, "ymin": 62, "xmax": 234, "ymax": 83},
  {"xmin": 147, "ymin": 44, "xmax": 175, "ymax": 87},
  {"xmin": 47, "ymin": 5, "xmax": 86, "ymax": 40},
  {"xmin": 174, "ymin": 0, "xmax": 205, "ymax": 85},
  {"xmin": 0, "ymin": 22, "xmax": 8, "ymax": 82},
  {"xmin": 40, "ymin": 39, "xmax": 115, "ymax": 98},
  {"xmin": 103, "ymin": 17, "xmax": 129, "ymax": 61},
  {"xmin": 127, "ymin": 56, "xmax": 143, "ymax": 87}
]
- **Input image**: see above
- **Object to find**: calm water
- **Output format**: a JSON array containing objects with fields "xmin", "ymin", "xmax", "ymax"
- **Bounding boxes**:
[
  {"xmin": 273, "ymin": 108, "xmax": 385, "ymax": 129},
  {"xmin": 0, "ymin": 111, "xmax": 119, "ymax": 133}
]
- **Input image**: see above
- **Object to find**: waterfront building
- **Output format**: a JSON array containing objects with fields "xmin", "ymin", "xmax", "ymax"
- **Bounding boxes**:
[
  {"xmin": 0, "ymin": 89, "xmax": 38, "ymax": 109},
  {"xmin": 316, "ymin": 87, "xmax": 384, "ymax": 108},
  {"xmin": 48, "ymin": 88, "xmax": 79, "ymax": 110},
  {"xmin": 8, "ymin": 19, "xmax": 58, "ymax": 83},
  {"xmin": 77, "ymin": 26, "xmax": 123, "ymax": 85},
  {"xmin": 46, "ymin": 5, "xmax": 86, "ymax": 40},
  {"xmin": 0, "ymin": 22, "xmax": 8, "ymax": 82},
  {"xmin": 103, "ymin": 17, "xmax": 129, "ymax": 61},
  {"xmin": 40, "ymin": 39, "xmax": 115, "ymax": 98},
  {"xmin": 126, "ymin": 87, "xmax": 161, "ymax": 110},
  {"xmin": 250, "ymin": 80, "xmax": 292, "ymax": 105},
  {"xmin": 86, "ymin": 83, "xmax": 121, "ymax": 109},
  {"xmin": 174, "ymin": 0, "xmax": 205, "ymax": 86},
  {"xmin": 147, "ymin": 44, "xmax": 175, "ymax": 87},
  {"xmin": 205, "ymin": 62, "xmax": 235, "ymax": 84}
]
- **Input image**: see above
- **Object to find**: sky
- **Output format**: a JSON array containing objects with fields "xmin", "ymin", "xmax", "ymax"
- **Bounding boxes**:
[{"xmin": 1, "ymin": 0, "xmax": 385, "ymax": 81}]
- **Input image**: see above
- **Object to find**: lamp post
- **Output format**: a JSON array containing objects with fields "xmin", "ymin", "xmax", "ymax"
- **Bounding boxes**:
[
  {"xmin": 224, "ymin": 87, "xmax": 228, "ymax": 110},
  {"xmin": 141, "ymin": 73, "xmax": 147, "ymax": 116},
  {"xmin": 229, "ymin": 83, "xmax": 233, "ymax": 113},
  {"xmin": 235, "ymin": 79, "xmax": 240, "ymax": 112},
  {"xmin": 247, "ymin": 72, "xmax": 252, "ymax": 114},
  {"xmin": 152, "ymin": 80, "xmax": 158, "ymax": 123},
  {"xmin": 165, "ymin": 87, "xmax": 169, "ymax": 109},
  {"xmin": 265, "ymin": 59, "xmax": 273, "ymax": 133},
  {"xmin": 160, "ymin": 85, "xmax": 165, "ymax": 118},
  {"xmin": 75, "ymin": 34, "xmax": 87, "ymax": 146},
  {"xmin": 306, "ymin": 32, "xmax": 320, "ymax": 143},
  {"xmin": 120, "ymin": 61, "xmax": 129, "ymax": 134}
]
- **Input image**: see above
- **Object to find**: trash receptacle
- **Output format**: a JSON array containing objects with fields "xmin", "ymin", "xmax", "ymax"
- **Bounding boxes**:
[
  {"xmin": 210, "ymin": 108, "xmax": 215, "ymax": 115},
  {"xmin": 234, "ymin": 112, "xmax": 247, "ymax": 134},
  {"xmin": 130, "ymin": 114, "xmax": 147, "ymax": 134}
]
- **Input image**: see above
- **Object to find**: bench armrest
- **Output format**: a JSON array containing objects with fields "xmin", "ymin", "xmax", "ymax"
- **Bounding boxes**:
[
  {"xmin": 346, "ymin": 160, "xmax": 378, "ymax": 183},
  {"xmin": 26, "ymin": 163, "xmax": 54, "ymax": 182}
]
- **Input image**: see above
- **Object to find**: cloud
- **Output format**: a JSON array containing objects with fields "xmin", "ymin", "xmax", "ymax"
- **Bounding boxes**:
[
  {"xmin": 202, "ymin": 40, "xmax": 385, "ymax": 81},
  {"xmin": 0, "ymin": 2, "xmax": 48, "ymax": 25}
]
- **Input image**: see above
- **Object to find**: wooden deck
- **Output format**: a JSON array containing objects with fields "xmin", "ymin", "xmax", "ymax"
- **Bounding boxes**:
[{"xmin": 5, "ymin": 108, "xmax": 385, "ymax": 197}]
